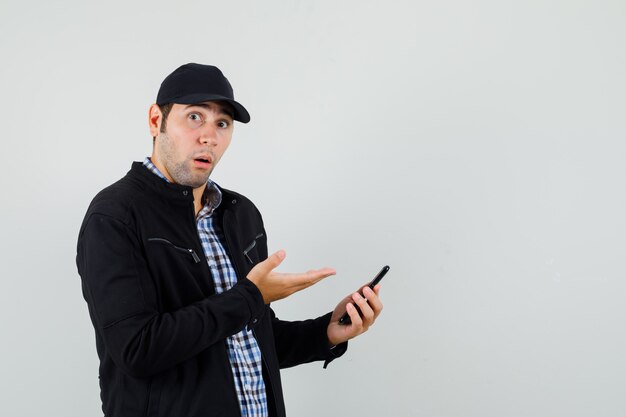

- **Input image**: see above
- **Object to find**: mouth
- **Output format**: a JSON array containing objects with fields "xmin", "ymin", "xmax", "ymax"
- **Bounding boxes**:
[{"xmin": 193, "ymin": 155, "xmax": 213, "ymax": 169}]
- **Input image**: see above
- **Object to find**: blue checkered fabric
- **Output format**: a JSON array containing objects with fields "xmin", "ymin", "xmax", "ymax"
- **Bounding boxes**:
[{"xmin": 143, "ymin": 158, "xmax": 268, "ymax": 417}]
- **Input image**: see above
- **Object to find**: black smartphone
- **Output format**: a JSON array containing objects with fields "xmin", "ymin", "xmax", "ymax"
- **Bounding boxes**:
[{"xmin": 338, "ymin": 265, "xmax": 390, "ymax": 325}]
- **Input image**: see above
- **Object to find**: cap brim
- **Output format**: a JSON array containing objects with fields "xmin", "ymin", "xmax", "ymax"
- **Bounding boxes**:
[{"xmin": 161, "ymin": 93, "xmax": 251, "ymax": 123}]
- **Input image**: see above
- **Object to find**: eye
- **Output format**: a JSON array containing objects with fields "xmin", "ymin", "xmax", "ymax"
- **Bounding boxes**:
[
  {"xmin": 188, "ymin": 113, "xmax": 202, "ymax": 122},
  {"xmin": 186, "ymin": 112, "xmax": 204, "ymax": 128},
  {"xmin": 217, "ymin": 120, "xmax": 230, "ymax": 129}
]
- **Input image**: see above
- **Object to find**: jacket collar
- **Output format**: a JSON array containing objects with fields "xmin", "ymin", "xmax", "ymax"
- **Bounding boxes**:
[{"xmin": 127, "ymin": 161, "xmax": 239, "ymax": 211}]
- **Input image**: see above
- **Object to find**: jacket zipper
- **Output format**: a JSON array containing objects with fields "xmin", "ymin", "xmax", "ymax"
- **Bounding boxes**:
[
  {"xmin": 147, "ymin": 237, "xmax": 201, "ymax": 263},
  {"xmin": 222, "ymin": 210, "xmax": 278, "ymax": 413},
  {"xmin": 243, "ymin": 233, "xmax": 265, "ymax": 264},
  {"xmin": 252, "ymin": 328, "xmax": 277, "ymax": 412}
]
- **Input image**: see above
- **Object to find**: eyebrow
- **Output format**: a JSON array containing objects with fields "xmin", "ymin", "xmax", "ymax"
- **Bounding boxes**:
[{"xmin": 184, "ymin": 103, "xmax": 234, "ymax": 119}]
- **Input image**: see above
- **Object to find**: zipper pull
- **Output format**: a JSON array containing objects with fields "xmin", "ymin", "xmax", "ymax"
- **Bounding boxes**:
[{"xmin": 189, "ymin": 249, "xmax": 201, "ymax": 263}]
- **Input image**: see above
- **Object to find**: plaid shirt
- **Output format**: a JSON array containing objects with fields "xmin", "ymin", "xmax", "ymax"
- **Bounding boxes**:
[{"xmin": 143, "ymin": 158, "xmax": 268, "ymax": 417}]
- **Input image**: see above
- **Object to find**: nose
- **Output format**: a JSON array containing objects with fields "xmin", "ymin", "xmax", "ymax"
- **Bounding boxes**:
[{"xmin": 199, "ymin": 123, "xmax": 218, "ymax": 146}]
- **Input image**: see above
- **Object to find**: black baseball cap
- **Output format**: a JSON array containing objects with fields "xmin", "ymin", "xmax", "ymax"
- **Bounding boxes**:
[{"xmin": 156, "ymin": 63, "xmax": 250, "ymax": 123}]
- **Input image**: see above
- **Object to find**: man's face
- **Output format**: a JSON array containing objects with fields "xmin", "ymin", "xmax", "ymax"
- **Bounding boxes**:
[{"xmin": 150, "ymin": 101, "xmax": 234, "ymax": 188}]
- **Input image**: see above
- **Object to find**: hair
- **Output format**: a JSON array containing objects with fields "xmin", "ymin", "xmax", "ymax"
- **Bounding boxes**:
[{"xmin": 159, "ymin": 103, "xmax": 173, "ymax": 133}]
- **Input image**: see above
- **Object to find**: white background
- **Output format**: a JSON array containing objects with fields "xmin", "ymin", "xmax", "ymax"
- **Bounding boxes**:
[{"xmin": 1, "ymin": 1, "xmax": 625, "ymax": 416}]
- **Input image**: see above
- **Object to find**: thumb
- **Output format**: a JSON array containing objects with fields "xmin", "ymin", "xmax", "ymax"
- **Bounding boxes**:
[
  {"xmin": 265, "ymin": 250, "xmax": 286, "ymax": 270},
  {"xmin": 249, "ymin": 250, "xmax": 286, "ymax": 278}
]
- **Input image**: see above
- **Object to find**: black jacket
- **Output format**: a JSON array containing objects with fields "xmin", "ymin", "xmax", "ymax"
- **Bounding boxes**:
[{"xmin": 76, "ymin": 162, "xmax": 346, "ymax": 417}]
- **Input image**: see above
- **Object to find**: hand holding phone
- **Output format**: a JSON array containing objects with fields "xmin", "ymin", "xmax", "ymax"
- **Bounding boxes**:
[{"xmin": 338, "ymin": 265, "xmax": 390, "ymax": 325}]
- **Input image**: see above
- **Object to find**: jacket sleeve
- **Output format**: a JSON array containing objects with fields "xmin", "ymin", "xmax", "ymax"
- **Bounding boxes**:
[
  {"xmin": 77, "ymin": 213, "xmax": 266, "ymax": 378},
  {"xmin": 271, "ymin": 310, "xmax": 348, "ymax": 369},
  {"xmin": 241, "ymin": 204, "xmax": 348, "ymax": 369}
]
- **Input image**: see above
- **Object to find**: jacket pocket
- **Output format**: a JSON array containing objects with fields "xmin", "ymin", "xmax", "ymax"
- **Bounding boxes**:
[
  {"xmin": 243, "ymin": 232, "xmax": 264, "ymax": 265},
  {"xmin": 147, "ymin": 237, "xmax": 201, "ymax": 264}
]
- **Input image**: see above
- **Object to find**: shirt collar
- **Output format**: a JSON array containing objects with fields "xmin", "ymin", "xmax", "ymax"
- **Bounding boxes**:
[{"xmin": 142, "ymin": 157, "xmax": 222, "ymax": 214}]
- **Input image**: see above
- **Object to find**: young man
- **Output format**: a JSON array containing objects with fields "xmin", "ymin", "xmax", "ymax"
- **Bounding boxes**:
[{"xmin": 76, "ymin": 63, "xmax": 383, "ymax": 417}]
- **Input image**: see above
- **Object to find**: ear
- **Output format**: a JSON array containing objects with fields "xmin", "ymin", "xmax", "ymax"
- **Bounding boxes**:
[{"xmin": 148, "ymin": 104, "xmax": 163, "ymax": 137}]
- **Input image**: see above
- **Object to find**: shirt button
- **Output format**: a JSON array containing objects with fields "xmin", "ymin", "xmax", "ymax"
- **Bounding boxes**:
[
  {"xmin": 251, "ymin": 318, "xmax": 258, "ymax": 324},
  {"xmin": 231, "ymin": 199, "xmax": 237, "ymax": 205},
  {"xmin": 182, "ymin": 190, "xmax": 188, "ymax": 196}
]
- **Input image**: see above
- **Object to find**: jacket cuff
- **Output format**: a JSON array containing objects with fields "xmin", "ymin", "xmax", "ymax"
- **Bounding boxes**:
[
  {"xmin": 317, "ymin": 312, "xmax": 348, "ymax": 368},
  {"xmin": 323, "ymin": 342, "xmax": 348, "ymax": 368},
  {"xmin": 232, "ymin": 278, "xmax": 266, "ymax": 328}
]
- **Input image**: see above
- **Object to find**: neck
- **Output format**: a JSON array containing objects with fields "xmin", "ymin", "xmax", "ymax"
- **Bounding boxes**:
[
  {"xmin": 148, "ymin": 155, "xmax": 207, "ymax": 215},
  {"xmin": 192, "ymin": 184, "xmax": 206, "ymax": 216}
]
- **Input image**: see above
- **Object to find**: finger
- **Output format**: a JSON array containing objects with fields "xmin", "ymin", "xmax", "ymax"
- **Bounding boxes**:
[
  {"xmin": 363, "ymin": 286, "xmax": 383, "ymax": 318},
  {"xmin": 249, "ymin": 250, "xmax": 286, "ymax": 279},
  {"xmin": 345, "ymin": 302, "xmax": 363, "ymax": 329},
  {"xmin": 352, "ymin": 291, "xmax": 375, "ymax": 324},
  {"xmin": 356, "ymin": 282, "xmax": 381, "ymax": 299},
  {"xmin": 267, "ymin": 250, "xmax": 286, "ymax": 269},
  {"xmin": 287, "ymin": 267, "xmax": 336, "ymax": 289},
  {"xmin": 306, "ymin": 267, "xmax": 336, "ymax": 282}
]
